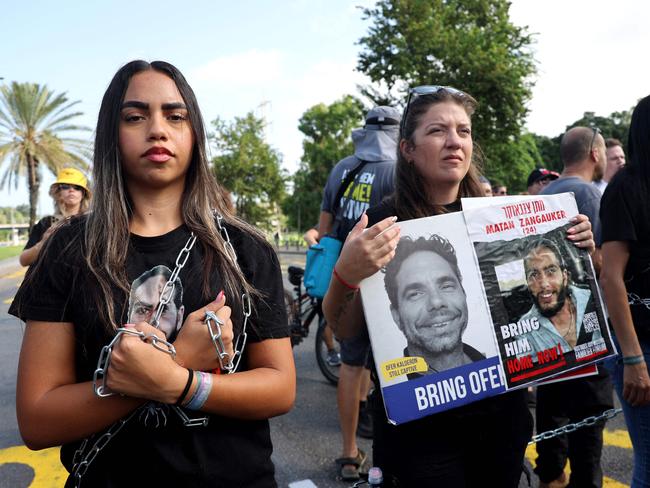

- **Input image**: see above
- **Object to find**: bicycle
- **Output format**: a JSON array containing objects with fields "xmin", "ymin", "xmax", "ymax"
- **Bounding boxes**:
[{"xmin": 286, "ymin": 265, "xmax": 340, "ymax": 385}]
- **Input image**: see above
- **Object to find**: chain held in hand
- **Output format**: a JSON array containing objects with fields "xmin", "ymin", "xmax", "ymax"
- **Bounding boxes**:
[
  {"xmin": 205, "ymin": 310, "xmax": 233, "ymax": 371},
  {"xmin": 93, "ymin": 328, "xmax": 176, "ymax": 397}
]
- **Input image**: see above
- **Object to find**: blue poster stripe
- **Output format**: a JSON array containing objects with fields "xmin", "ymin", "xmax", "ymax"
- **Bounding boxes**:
[{"xmin": 382, "ymin": 356, "xmax": 506, "ymax": 424}]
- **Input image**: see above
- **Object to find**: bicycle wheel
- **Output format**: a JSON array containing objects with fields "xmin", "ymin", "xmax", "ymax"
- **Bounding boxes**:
[{"xmin": 315, "ymin": 317, "xmax": 340, "ymax": 385}]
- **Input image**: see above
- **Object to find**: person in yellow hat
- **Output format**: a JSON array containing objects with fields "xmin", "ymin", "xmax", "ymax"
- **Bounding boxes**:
[{"xmin": 19, "ymin": 167, "xmax": 91, "ymax": 266}]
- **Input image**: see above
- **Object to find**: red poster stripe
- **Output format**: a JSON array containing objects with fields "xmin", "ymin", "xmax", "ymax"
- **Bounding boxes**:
[{"xmin": 510, "ymin": 359, "xmax": 567, "ymax": 382}]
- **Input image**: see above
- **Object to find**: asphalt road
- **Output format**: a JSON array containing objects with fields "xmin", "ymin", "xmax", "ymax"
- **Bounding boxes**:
[{"xmin": 0, "ymin": 252, "xmax": 634, "ymax": 487}]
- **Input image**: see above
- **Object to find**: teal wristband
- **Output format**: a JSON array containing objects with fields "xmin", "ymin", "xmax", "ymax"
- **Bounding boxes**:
[{"xmin": 623, "ymin": 355, "xmax": 645, "ymax": 365}]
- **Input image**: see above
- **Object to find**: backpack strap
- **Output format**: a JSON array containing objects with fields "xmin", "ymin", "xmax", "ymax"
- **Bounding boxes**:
[{"xmin": 330, "ymin": 159, "xmax": 368, "ymax": 239}]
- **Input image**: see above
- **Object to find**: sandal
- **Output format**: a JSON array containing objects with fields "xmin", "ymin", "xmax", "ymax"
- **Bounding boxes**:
[{"xmin": 335, "ymin": 448, "xmax": 367, "ymax": 481}]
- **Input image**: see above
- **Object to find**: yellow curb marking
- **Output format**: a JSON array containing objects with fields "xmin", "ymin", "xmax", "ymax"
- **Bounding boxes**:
[
  {"xmin": 2, "ymin": 268, "xmax": 26, "ymax": 280},
  {"xmin": 526, "ymin": 431, "xmax": 631, "ymax": 487},
  {"xmin": 604, "ymin": 428, "xmax": 633, "ymax": 449},
  {"xmin": 0, "ymin": 445, "xmax": 67, "ymax": 487}
]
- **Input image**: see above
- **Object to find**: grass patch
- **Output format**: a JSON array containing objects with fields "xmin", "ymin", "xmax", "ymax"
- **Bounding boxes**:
[{"xmin": 0, "ymin": 246, "xmax": 22, "ymax": 261}]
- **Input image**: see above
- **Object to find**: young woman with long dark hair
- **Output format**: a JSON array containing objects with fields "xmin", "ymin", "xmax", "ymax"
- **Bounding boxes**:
[
  {"xmin": 600, "ymin": 94, "xmax": 650, "ymax": 487},
  {"xmin": 10, "ymin": 60, "xmax": 295, "ymax": 487},
  {"xmin": 323, "ymin": 86, "xmax": 595, "ymax": 486}
]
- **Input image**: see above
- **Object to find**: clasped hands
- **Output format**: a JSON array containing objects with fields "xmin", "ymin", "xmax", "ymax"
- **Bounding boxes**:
[{"xmin": 105, "ymin": 293, "xmax": 234, "ymax": 403}]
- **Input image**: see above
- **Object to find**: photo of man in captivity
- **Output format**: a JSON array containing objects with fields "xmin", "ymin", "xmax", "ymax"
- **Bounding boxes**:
[
  {"xmin": 384, "ymin": 235, "xmax": 485, "ymax": 375},
  {"xmin": 127, "ymin": 264, "xmax": 185, "ymax": 341},
  {"xmin": 519, "ymin": 238, "xmax": 601, "ymax": 356}
]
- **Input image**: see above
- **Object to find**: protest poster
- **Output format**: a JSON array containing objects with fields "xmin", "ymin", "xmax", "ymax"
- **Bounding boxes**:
[
  {"xmin": 359, "ymin": 212, "xmax": 505, "ymax": 425},
  {"xmin": 462, "ymin": 193, "xmax": 615, "ymax": 389}
]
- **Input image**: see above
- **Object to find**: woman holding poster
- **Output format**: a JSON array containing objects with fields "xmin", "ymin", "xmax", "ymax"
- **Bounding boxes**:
[
  {"xmin": 600, "ymin": 94, "xmax": 650, "ymax": 487},
  {"xmin": 324, "ymin": 86, "xmax": 595, "ymax": 487}
]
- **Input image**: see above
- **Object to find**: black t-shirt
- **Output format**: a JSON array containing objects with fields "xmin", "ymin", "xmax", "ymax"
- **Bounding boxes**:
[
  {"xmin": 601, "ymin": 170, "xmax": 650, "ymax": 341},
  {"xmin": 365, "ymin": 198, "xmax": 532, "ymax": 486},
  {"xmin": 10, "ymin": 215, "xmax": 288, "ymax": 488},
  {"xmin": 24, "ymin": 215, "xmax": 57, "ymax": 249}
]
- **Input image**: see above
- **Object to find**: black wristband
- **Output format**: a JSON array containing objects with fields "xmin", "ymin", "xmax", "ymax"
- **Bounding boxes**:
[{"xmin": 176, "ymin": 368, "xmax": 194, "ymax": 406}]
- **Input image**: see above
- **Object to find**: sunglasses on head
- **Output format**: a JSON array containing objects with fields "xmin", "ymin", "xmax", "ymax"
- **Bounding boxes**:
[
  {"xmin": 57, "ymin": 184, "xmax": 83, "ymax": 192},
  {"xmin": 401, "ymin": 85, "xmax": 466, "ymax": 134},
  {"xmin": 588, "ymin": 127, "xmax": 602, "ymax": 154}
]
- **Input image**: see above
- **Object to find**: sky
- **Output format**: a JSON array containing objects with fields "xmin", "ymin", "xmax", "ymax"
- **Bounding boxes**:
[{"xmin": 2, "ymin": 0, "xmax": 649, "ymax": 215}]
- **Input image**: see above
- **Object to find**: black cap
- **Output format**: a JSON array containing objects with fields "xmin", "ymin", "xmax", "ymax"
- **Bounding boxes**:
[{"xmin": 527, "ymin": 168, "xmax": 560, "ymax": 187}]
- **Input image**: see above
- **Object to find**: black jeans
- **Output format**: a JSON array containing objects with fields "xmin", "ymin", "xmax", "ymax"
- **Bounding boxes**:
[
  {"xmin": 534, "ymin": 369, "xmax": 613, "ymax": 488},
  {"xmin": 372, "ymin": 389, "xmax": 533, "ymax": 487}
]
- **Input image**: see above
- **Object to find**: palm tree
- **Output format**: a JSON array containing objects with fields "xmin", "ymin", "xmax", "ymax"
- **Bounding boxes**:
[{"xmin": 0, "ymin": 82, "xmax": 90, "ymax": 228}]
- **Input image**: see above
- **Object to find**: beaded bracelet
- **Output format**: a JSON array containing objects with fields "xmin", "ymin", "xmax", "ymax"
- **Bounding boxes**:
[
  {"xmin": 622, "ymin": 355, "xmax": 645, "ymax": 365},
  {"xmin": 175, "ymin": 368, "xmax": 194, "ymax": 406},
  {"xmin": 333, "ymin": 268, "xmax": 359, "ymax": 291},
  {"xmin": 184, "ymin": 372, "xmax": 213, "ymax": 410}
]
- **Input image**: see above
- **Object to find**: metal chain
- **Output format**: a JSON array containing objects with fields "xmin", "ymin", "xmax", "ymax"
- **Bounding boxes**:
[
  {"xmin": 215, "ymin": 212, "xmax": 251, "ymax": 374},
  {"xmin": 528, "ymin": 408, "xmax": 622, "ymax": 445},
  {"xmin": 205, "ymin": 311, "xmax": 232, "ymax": 371},
  {"xmin": 71, "ymin": 410, "xmax": 138, "ymax": 487},
  {"xmin": 93, "ymin": 329, "xmax": 176, "ymax": 397},
  {"xmin": 151, "ymin": 233, "xmax": 197, "ymax": 328},
  {"xmin": 74, "ymin": 213, "xmax": 250, "ymax": 484},
  {"xmin": 628, "ymin": 293, "xmax": 650, "ymax": 310}
]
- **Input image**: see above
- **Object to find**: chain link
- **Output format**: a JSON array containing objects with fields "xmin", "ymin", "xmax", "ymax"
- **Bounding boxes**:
[
  {"xmin": 215, "ymin": 213, "xmax": 250, "ymax": 374},
  {"xmin": 205, "ymin": 311, "xmax": 232, "ymax": 371},
  {"xmin": 528, "ymin": 408, "xmax": 622, "ymax": 445},
  {"xmin": 71, "ymin": 410, "xmax": 138, "ymax": 487},
  {"xmin": 93, "ymin": 329, "xmax": 176, "ymax": 397},
  {"xmin": 75, "ymin": 213, "xmax": 251, "ymax": 484},
  {"xmin": 151, "ymin": 233, "xmax": 197, "ymax": 328},
  {"xmin": 628, "ymin": 293, "xmax": 650, "ymax": 310}
]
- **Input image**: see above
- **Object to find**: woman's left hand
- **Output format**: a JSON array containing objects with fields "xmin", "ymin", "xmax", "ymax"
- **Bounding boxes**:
[
  {"xmin": 173, "ymin": 292, "xmax": 234, "ymax": 372},
  {"xmin": 107, "ymin": 322, "xmax": 184, "ymax": 403},
  {"xmin": 566, "ymin": 214, "xmax": 595, "ymax": 255}
]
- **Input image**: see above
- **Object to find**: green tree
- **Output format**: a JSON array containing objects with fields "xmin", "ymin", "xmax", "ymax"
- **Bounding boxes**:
[
  {"xmin": 357, "ymin": 0, "xmax": 536, "ymax": 187},
  {"xmin": 531, "ymin": 133, "xmax": 562, "ymax": 172},
  {"xmin": 569, "ymin": 110, "xmax": 632, "ymax": 146},
  {"xmin": 16, "ymin": 203, "xmax": 30, "ymax": 217},
  {"xmin": 283, "ymin": 95, "xmax": 365, "ymax": 230},
  {"xmin": 0, "ymin": 207, "xmax": 26, "ymax": 224},
  {"xmin": 211, "ymin": 112, "xmax": 285, "ymax": 227},
  {"xmin": 0, "ymin": 82, "xmax": 90, "ymax": 227},
  {"xmin": 530, "ymin": 106, "xmax": 634, "ymax": 174},
  {"xmin": 485, "ymin": 132, "xmax": 543, "ymax": 192}
]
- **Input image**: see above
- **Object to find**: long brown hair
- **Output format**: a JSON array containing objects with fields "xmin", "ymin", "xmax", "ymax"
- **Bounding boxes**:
[
  {"xmin": 394, "ymin": 88, "xmax": 485, "ymax": 220},
  {"xmin": 87, "ymin": 60, "xmax": 266, "ymax": 332}
]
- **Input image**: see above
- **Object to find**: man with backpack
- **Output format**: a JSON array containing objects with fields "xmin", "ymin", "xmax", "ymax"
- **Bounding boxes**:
[{"xmin": 317, "ymin": 106, "xmax": 400, "ymax": 481}]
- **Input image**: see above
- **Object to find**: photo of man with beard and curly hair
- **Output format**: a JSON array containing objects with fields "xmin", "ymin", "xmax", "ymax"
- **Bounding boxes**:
[{"xmin": 518, "ymin": 238, "xmax": 602, "ymax": 357}]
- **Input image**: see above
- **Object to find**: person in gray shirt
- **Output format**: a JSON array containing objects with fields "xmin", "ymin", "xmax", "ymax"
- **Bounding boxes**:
[
  {"xmin": 319, "ymin": 106, "xmax": 400, "ymax": 481},
  {"xmin": 535, "ymin": 126, "xmax": 613, "ymax": 488}
]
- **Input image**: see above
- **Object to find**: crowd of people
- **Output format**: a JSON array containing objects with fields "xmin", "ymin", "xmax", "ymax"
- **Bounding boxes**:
[{"xmin": 10, "ymin": 59, "xmax": 650, "ymax": 487}]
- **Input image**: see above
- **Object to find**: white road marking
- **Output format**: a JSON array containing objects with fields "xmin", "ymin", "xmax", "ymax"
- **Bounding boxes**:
[{"xmin": 288, "ymin": 480, "xmax": 319, "ymax": 488}]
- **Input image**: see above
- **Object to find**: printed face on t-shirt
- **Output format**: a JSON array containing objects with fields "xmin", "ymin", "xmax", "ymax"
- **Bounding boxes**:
[{"xmin": 128, "ymin": 271, "xmax": 185, "ymax": 340}]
